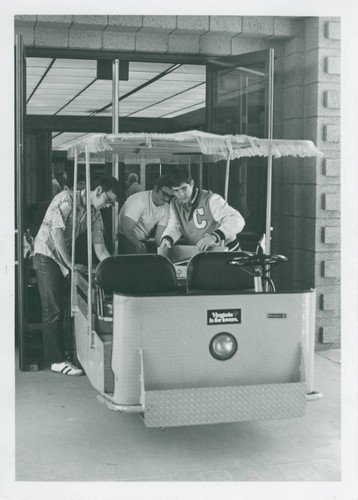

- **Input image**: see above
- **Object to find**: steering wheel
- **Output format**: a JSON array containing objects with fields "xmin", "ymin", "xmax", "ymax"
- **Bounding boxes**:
[
  {"xmin": 228, "ymin": 252, "xmax": 287, "ymax": 292},
  {"xmin": 228, "ymin": 252, "xmax": 287, "ymax": 276}
]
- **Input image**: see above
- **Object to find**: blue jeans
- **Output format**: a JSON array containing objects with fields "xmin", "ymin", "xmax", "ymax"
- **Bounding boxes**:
[{"xmin": 34, "ymin": 253, "xmax": 69, "ymax": 363}]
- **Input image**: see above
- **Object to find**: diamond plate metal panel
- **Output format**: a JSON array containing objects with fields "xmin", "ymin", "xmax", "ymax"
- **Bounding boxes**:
[{"xmin": 144, "ymin": 382, "xmax": 306, "ymax": 428}]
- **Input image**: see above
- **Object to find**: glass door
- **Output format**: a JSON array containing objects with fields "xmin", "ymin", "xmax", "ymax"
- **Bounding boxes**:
[{"xmin": 206, "ymin": 49, "xmax": 274, "ymax": 242}]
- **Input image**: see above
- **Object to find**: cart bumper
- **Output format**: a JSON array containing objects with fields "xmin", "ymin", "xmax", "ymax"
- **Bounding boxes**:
[{"xmin": 142, "ymin": 382, "xmax": 306, "ymax": 428}]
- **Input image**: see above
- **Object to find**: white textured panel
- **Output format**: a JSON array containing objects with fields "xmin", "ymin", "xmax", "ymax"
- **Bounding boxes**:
[
  {"xmin": 164, "ymin": 103, "xmax": 205, "ymax": 118},
  {"xmin": 47, "ymin": 67, "xmax": 97, "ymax": 78},
  {"xmin": 53, "ymin": 58, "xmax": 97, "ymax": 69},
  {"xmin": 26, "ymin": 57, "xmax": 207, "ymax": 119},
  {"xmin": 52, "ymin": 132, "xmax": 92, "ymax": 150},
  {"xmin": 26, "ymin": 57, "xmax": 53, "ymax": 67},
  {"xmin": 27, "ymin": 67, "xmax": 49, "ymax": 76},
  {"xmin": 129, "ymin": 62, "xmax": 173, "ymax": 73}
]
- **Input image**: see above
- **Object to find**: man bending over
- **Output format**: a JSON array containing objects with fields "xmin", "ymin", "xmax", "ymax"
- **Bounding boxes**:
[{"xmin": 160, "ymin": 166, "xmax": 244, "ymax": 252}]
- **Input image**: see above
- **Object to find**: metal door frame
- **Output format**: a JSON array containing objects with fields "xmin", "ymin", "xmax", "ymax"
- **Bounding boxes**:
[{"xmin": 15, "ymin": 34, "xmax": 26, "ymax": 370}]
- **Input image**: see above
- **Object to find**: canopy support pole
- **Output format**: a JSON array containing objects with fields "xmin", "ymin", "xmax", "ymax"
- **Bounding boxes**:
[
  {"xmin": 85, "ymin": 144, "xmax": 94, "ymax": 348},
  {"xmin": 265, "ymin": 48, "xmax": 275, "ymax": 256},
  {"xmin": 224, "ymin": 156, "xmax": 230, "ymax": 201},
  {"xmin": 112, "ymin": 59, "xmax": 119, "ymax": 254},
  {"xmin": 70, "ymin": 148, "xmax": 78, "ymax": 316},
  {"xmin": 198, "ymin": 157, "xmax": 203, "ymax": 189},
  {"xmin": 140, "ymin": 161, "xmax": 146, "ymax": 188},
  {"xmin": 265, "ymin": 154, "xmax": 273, "ymax": 255}
]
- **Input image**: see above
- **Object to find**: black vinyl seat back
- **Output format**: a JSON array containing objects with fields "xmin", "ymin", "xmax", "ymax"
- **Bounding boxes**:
[
  {"xmin": 96, "ymin": 254, "xmax": 177, "ymax": 295},
  {"xmin": 187, "ymin": 252, "xmax": 254, "ymax": 292}
]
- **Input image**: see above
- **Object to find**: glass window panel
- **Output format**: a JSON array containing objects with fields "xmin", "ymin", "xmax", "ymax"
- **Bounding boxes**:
[{"xmin": 208, "ymin": 55, "xmax": 271, "ymax": 235}]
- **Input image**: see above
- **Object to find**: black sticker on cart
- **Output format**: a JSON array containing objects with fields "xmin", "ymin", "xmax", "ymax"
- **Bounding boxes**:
[
  {"xmin": 207, "ymin": 309, "xmax": 241, "ymax": 325},
  {"xmin": 268, "ymin": 313, "xmax": 287, "ymax": 318}
]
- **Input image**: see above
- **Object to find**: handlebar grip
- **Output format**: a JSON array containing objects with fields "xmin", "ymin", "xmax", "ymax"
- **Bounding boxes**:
[
  {"xmin": 228, "ymin": 253, "xmax": 288, "ymax": 266},
  {"xmin": 270, "ymin": 254, "xmax": 288, "ymax": 263}
]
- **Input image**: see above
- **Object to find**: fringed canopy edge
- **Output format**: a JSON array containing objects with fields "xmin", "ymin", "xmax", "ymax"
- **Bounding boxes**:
[{"xmin": 66, "ymin": 131, "xmax": 323, "ymax": 163}]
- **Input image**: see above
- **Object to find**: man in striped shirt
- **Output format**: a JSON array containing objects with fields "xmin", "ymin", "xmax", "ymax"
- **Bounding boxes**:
[
  {"xmin": 160, "ymin": 166, "xmax": 244, "ymax": 252},
  {"xmin": 34, "ymin": 176, "xmax": 119, "ymax": 376}
]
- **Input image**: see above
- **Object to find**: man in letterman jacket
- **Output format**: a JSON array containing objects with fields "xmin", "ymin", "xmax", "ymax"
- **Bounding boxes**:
[{"xmin": 159, "ymin": 166, "xmax": 245, "ymax": 252}]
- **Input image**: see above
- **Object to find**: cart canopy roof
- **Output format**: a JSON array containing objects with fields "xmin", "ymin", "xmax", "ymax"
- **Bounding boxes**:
[{"xmin": 66, "ymin": 130, "xmax": 322, "ymax": 164}]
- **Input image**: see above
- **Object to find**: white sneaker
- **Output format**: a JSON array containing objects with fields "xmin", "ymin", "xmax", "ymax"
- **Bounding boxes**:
[{"xmin": 51, "ymin": 361, "xmax": 84, "ymax": 376}]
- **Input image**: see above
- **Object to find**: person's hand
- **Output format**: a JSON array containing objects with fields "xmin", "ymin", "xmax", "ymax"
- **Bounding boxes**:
[
  {"xmin": 159, "ymin": 238, "xmax": 172, "ymax": 250},
  {"xmin": 74, "ymin": 263, "xmax": 87, "ymax": 274},
  {"xmin": 197, "ymin": 234, "xmax": 217, "ymax": 252},
  {"xmin": 135, "ymin": 241, "xmax": 147, "ymax": 254}
]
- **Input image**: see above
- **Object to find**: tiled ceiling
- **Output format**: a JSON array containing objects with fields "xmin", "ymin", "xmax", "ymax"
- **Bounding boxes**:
[
  {"xmin": 51, "ymin": 131, "xmax": 94, "ymax": 151},
  {"xmin": 26, "ymin": 57, "xmax": 207, "ymax": 150}
]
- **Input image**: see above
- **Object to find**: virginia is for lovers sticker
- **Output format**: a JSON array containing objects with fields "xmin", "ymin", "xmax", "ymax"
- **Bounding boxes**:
[{"xmin": 207, "ymin": 309, "xmax": 241, "ymax": 325}]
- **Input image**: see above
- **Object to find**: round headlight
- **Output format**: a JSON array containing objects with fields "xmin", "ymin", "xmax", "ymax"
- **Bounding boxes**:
[{"xmin": 209, "ymin": 332, "xmax": 238, "ymax": 361}]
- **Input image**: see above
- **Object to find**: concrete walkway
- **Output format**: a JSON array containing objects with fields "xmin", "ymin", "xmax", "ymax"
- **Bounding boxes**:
[{"xmin": 15, "ymin": 350, "xmax": 340, "ymax": 482}]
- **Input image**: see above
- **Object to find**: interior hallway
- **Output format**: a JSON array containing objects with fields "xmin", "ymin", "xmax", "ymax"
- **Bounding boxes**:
[{"xmin": 15, "ymin": 350, "xmax": 340, "ymax": 482}]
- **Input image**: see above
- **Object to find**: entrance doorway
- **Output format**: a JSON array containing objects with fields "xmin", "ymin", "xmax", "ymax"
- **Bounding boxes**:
[{"xmin": 16, "ymin": 45, "xmax": 274, "ymax": 369}]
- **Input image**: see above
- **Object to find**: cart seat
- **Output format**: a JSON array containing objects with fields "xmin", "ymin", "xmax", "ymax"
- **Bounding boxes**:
[
  {"xmin": 96, "ymin": 254, "xmax": 178, "ymax": 295},
  {"xmin": 187, "ymin": 252, "xmax": 254, "ymax": 293}
]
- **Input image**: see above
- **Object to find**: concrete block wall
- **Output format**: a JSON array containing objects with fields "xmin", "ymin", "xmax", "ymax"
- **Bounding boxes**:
[
  {"xmin": 272, "ymin": 17, "xmax": 340, "ymax": 350},
  {"xmin": 306, "ymin": 17, "xmax": 340, "ymax": 349},
  {"xmin": 15, "ymin": 15, "xmax": 297, "ymax": 56}
]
